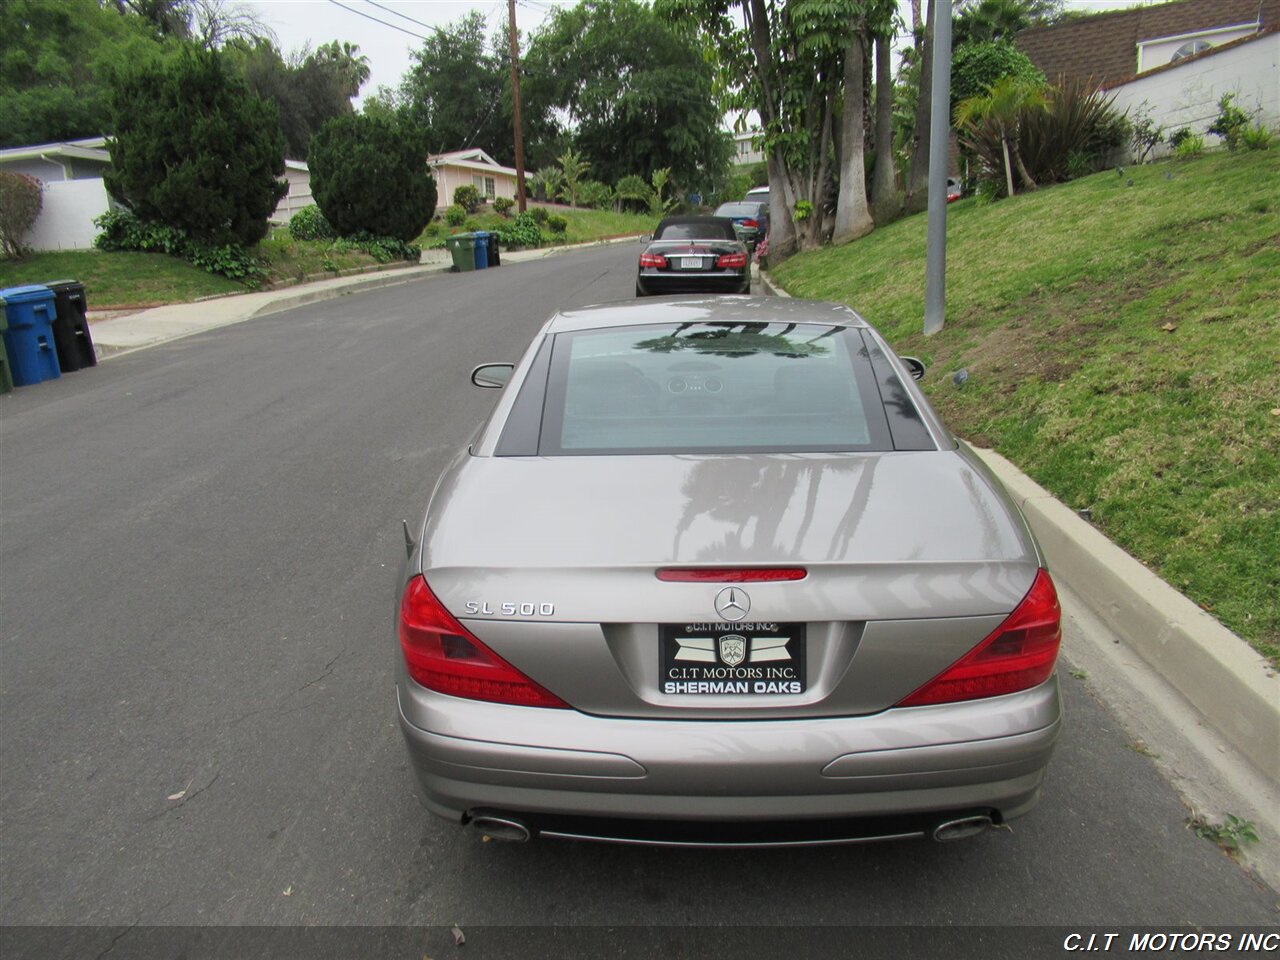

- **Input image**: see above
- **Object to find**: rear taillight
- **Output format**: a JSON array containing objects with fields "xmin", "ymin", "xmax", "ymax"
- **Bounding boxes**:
[
  {"xmin": 639, "ymin": 253, "xmax": 667, "ymax": 268},
  {"xmin": 398, "ymin": 577, "xmax": 568, "ymax": 708},
  {"xmin": 741, "ymin": 218, "xmax": 758, "ymax": 229},
  {"xmin": 716, "ymin": 252, "xmax": 748, "ymax": 268},
  {"xmin": 896, "ymin": 569, "xmax": 1062, "ymax": 707}
]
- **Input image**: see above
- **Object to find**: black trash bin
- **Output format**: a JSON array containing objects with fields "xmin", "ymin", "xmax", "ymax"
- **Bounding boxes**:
[
  {"xmin": 486, "ymin": 231, "xmax": 500, "ymax": 267},
  {"xmin": 43, "ymin": 279, "xmax": 97, "ymax": 371}
]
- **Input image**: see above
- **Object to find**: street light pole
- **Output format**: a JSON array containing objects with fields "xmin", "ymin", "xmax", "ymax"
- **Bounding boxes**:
[
  {"xmin": 507, "ymin": 0, "xmax": 527, "ymax": 213},
  {"xmin": 923, "ymin": 0, "xmax": 953, "ymax": 336}
]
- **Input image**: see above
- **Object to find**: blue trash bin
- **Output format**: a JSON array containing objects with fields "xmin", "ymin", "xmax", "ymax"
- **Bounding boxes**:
[
  {"xmin": 0, "ymin": 285, "xmax": 61, "ymax": 387},
  {"xmin": 473, "ymin": 231, "xmax": 490, "ymax": 269}
]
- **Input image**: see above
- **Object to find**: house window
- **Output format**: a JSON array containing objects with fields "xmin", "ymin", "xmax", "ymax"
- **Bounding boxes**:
[
  {"xmin": 484, "ymin": 177, "xmax": 496, "ymax": 198},
  {"xmin": 1171, "ymin": 39, "xmax": 1212, "ymax": 62}
]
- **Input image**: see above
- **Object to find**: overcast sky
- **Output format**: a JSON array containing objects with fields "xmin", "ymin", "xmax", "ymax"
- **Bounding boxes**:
[{"xmin": 247, "ymin": 0, "xmax": 1157, "ymax": 111}]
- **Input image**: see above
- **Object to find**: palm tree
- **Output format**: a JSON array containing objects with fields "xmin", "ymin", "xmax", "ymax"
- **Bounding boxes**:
[
  {"xmin": 557, "ymin": 149, "xmax": 591, "ymax": 207},
  {"xmin": 954, "ymin": 76, "xmax": 1048, "ymax": 197}
]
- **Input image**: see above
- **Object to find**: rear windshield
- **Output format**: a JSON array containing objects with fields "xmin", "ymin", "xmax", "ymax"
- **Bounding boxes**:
[
  {"xmin": 538, "ymin": 322, "xmax": 893, "ymax": 455},
  {"xmin": 655, "ymin": 221, "xmax": 736, "ymax": 241},
  {"xmin": 715, "ymin": 203, "xmax": 762, "ymax": 218}
]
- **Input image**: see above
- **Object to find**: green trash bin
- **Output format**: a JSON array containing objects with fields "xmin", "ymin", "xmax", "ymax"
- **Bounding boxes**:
[{"xmin": 446, "ymin": 233, "xmax": 477, "ymax": 272}]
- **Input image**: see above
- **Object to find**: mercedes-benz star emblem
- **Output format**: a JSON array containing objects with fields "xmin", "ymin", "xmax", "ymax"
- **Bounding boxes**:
[{"xmin": 714, "ymin": 587, "xmax": 750, "ymax": 622}]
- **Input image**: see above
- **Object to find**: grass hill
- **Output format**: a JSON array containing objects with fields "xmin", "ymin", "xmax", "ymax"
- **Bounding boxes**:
[{"xmin": 771, "ymin": 150, "xmax": 1279, "ymax": 663}]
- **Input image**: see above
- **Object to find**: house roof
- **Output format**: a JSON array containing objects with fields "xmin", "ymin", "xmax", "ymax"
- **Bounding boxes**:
[
  {"xmin": 1101, "ymin": 27, "xmax": 1278, "ymax": 89},
  {"xmin": 284, "ymin": 159, "xmax": 308, "ymax": 172},
  {"xmin": 427, "ymin": 148, "xmax": 518, "ymax": 177},
  {"xmin": 0, "ymin": 137, "xmax": 110, "ymax": 164},
  {"xmin": 1015, "ymin": 0, "xmax": 1280, "ymax": 87}
]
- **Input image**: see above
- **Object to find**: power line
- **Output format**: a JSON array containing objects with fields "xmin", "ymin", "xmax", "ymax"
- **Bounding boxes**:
[
  {"xmin": 326, "ymin": 0, "xmax": 431, "ymax": 42},
  {"xmin": 362, "ymin": 0, "xmax": 449, "ymax": 37}
]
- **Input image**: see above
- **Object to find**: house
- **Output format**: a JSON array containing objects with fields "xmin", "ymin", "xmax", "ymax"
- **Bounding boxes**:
[
  {"xmin": 1015, "ymin": 0, "xmax": 1279, "ymax": 87},
  {"xmin": 270, "ymin": 160, "xmax": 313, "ymax": 224},
  {"xmin": 0, "ymin": 136, "xmax": 314, "ymax": 249},
  {"xmin": 730, "ymin": 130, "xmax": 765, "ymax": 166},
  {"xmin": 426, "ymin": 149, "xmax": 519, "ymax": 208},
  {"xmin": 0, "ymin": 138, "xmax": 114, "ymax": 251},
  {"xmin": 1014, "ymin": 0, "xmax": 1280, "ymax": 159}
]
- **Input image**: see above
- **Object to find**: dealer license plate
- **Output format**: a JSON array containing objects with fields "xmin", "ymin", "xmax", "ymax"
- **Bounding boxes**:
[
  {"xmin": 660, "ymin": 622, "xmax": 806, "ymax": 695},
  {"xmin": 680, "ymin": 257, "xmax": 704, "ymax": 269}
]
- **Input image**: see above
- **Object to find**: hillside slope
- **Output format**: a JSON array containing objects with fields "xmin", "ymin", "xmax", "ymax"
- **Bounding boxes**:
[{"xmin": 772, "ymin": 150, "xmax": 1279, "ymax": 662}]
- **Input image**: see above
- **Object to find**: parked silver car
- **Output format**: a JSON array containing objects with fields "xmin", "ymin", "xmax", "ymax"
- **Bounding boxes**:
[{"xmin": 397, "ymin": 296, "xmax": 1063, "ymax": 847}]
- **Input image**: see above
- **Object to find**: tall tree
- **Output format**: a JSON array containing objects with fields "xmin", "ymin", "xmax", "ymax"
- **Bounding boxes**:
[
  {"xmin": 399, "ymin": 12, "xmax": 512, "ymax": 163},
  {"xmin": 0, "ymin": 0, "xmax": 161, "ymax": 147},
  {"xmin": 869, "ymin": 29, "xmax": 898, "ymax": 224},
  {"xmin": 105, "ymin": 45, "xmax": 286, "ymax": 245},
  {"xmin": 525, "ymin": 0, "xmax": 730, "ymax": 190},
  {"xmin": 954, "ymin": 0, "xmax": 1062, "ymax": 45},
  {"xmin": 903, "ymin": 0, "xmax": 935, "ymax": 216}
]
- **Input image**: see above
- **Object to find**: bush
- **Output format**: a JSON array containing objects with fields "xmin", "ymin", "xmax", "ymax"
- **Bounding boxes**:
[
  {"xmin": 577, "ymin": 179, "xmax": 614, "ymax": 210},
  {"xmin": 528, "ymin": 206, "xmax": 549, "ymax": 225},
  {"xmin": 1168, "ymin": 127, "xmax": 1195, "ymax": 149},
  {"xmin": 105, "ymin": 46, "xmax": 286, "ymax": 247},
  {"xmin": 453, "ymin": 184, "xmax": 483, "ymax": 213},
  {"xmin": 309, "ymin": 113, "xmax": 437, "ymax": 242},
  {"xmin": 614, "ymin": 173, "xmax": 652, "ymax": 213},
  {"xmin": 1207, "ymin": 93, "xmax": 1251, "ymax": 151},
  {"xmin": 1242, "ymin": 124, "xmax": 1273, "ymax": 151},
  {"xmin": 341, "ymin": 231, "xmax": 420, "ymax": 263},
  {"xmin": 493, "ymin": 196, "xmax": 514, "ymax": 216},
  {"xmin": 444, "ymin": 205, "xmax": 466, "ymax": 227},
  {"xmin": 950, "ymin": 40, "xmax": 1045, "ymax": 111},
  {"xmin": 0, "ymin": 171, "xmax": 43, "ymax": 258},
  {"xmin": 94, "ymin": 209, "xmax": 266, "ymax": 285},
  {"xmin": 1175, "ymin": 133, "xmax": 1206, "ymax": 159},
  {"xmin": 288, "ymin": 205, "xmax": 335, "ymax": 242},
  {"xmin": 546, "ymin": 214, "xmax": 568, "ymax": 235},
  {"xmin": 960, "ymin": 78, "xmax": 1126, "ymax": 188},
  {"xmin": 495, "ymin": 212, "xmax": 541, "ymax": 249}
]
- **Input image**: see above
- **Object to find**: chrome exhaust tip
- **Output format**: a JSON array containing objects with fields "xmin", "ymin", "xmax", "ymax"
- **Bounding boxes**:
[
  {"xmin": 470, "ymin": 815, "xmax": 531, "ymax": 843},
  {"xmin": 932, "ymin": 815, "xmax": 993, "ymax": 842}
]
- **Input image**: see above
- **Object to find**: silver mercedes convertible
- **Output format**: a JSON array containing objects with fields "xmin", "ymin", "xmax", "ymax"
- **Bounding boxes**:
[{"xmin": 396, "ymin": 296, "xmax": 1063, "ymax": 847}]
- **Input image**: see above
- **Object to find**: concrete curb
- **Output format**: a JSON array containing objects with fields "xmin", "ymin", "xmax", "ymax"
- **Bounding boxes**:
[
  {"xmin": 978, "ymin": 449, "xmax": 1279, "ymax": 784},
  {"xmin": 251, "ymin": 263, "xmax": 451, "ymax": 318},
  {"xmin": 760, "ymin": 268, "xmax": 1279, "ymax": 786}
]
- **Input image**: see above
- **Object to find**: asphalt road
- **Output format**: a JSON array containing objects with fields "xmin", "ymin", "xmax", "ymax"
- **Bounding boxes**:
[{"xmin": 1, "ymin": 243, "xmax": 1276, "ymax": 942}]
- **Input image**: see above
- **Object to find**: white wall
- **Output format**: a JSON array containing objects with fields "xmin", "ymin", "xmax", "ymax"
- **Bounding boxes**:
[
  {"xmin": 1110, "ymin": 33, "xmax": 1280, "ymax": 159},
  {"xmin": 270, "ymin": 167, "xmax": 313, "ymax": 223},
  {"xmin": 24, "ymin": 177, "xmax": 111, "ymax": 252},
  {"xmin": 1136, "ymin": 24, "xmax": 1260, "ymax": 74}
]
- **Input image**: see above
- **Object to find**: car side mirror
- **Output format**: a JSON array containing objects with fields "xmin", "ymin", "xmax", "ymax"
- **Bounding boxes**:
[
  {"xmin": 900, "ymin": 356, "xmax": 926, "ymax": 381},
  {"xmin": 641, "ymin": 235, "xmax": 652, "ymax": 242},
  {"xmin": 471, "ymin": 363, "xmax": 514, "ymax": 388}
]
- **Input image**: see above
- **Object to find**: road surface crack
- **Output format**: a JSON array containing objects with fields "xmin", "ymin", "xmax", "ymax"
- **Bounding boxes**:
[
  {"xmin": 151, "ymin": 772, "xmax": 220, "ymax": 820},
  {"xmin": 298, "ymin": 648, "xmax": 345, "ymax": 692}
]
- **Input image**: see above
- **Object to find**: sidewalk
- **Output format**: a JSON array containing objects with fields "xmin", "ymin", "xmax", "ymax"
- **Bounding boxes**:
[{"xmin": 87, "ymin": 235, "xmax": 644, "ymax": 358}]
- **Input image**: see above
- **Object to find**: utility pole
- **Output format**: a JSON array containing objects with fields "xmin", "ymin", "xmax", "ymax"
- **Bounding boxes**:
[
  {"xmin": 923, "ymin": 0, "xmax": 952, "ymax": 335},
  {"xmin": 507, "ymin": 0, "xmax": 527, "ymax": 213}
]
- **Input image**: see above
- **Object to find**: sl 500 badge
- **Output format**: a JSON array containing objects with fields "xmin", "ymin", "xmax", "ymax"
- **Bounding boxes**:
[{"xmin": 464, "ymin": 601, "xmax": 556, "ymax": 617}]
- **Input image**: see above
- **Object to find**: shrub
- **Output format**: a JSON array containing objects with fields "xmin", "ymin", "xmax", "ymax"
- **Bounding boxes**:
[
  {"xmin": 1242, "ymin": 124, "xmax": 1273, "ymax": 151},
  {"xmin": 950, "ymin": 40, "xmax": 1045, "ymax": 111},
  {"xmin": 578, "ymin": 179, "xmax": 614, "ymax": 210},
  {"xmin": 0, "ymin": 171, "xmax": 43, "ymax": 258},
  {"xmin": 1130, "ymin": 103, "xmax": 1164, "ymax": 163},
  {"xmin": 444, "ymin": 205, "xmax": 466, "ymax": 227},
  {"xmin": 1174, "ymin": 132, "xmax": 1206, "ymax": 159},
  {"xmin": 528, "ymin": 206, "xmax": 549, "ymax": 225},
  {"xmin": 546, "ymin": 214, "xmax": 568, "ymax": 235},
  {"xmin": 1168, "ymin": 127, "xmax": 1195, "ymax": 149},
  {"xmin": 343, "ymin": 232, "xmax": 420, "ymax": 263},
  {"xmin": 495, "ymin": 212, "xmax": 541, "ymax": 248},
  {"xmin": 309, "ymin": 113, "xmax": 437, "ymax": 242},
  {"xmin": 453, "ymin": 184, "xmax": 483, "ymax": 213},
  {"xmin": 105, "ymin": 46, "xmax": 286, "ymax": 247},
  {"xmin": 94, "ymin": 209, "xmax": 266, "ymax": 285},
  {"xmin": 960, "ymin": 78, "xmax": 1126, "ymax": 189},
  {"xmin": 614, "ymin": 173, "xmax": 652, "ymax": 213},
  {"xmin": 1207, "ymin": 93, "xmax": 1251, "ymax": 151},
  {"xmin": 288, "ymin": 205, "xmax": 335, "ymax": 242},
  {"xmin": 493, "ymin": 196, "xmax": 514, "ymax": 216}
]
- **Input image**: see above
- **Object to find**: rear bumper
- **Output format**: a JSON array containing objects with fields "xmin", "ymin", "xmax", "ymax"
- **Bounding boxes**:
[
  {"xmin": 636, "ymin": 272, "xmax": 750, "ymax": 295},
  {"xmin": 398, "ymin": 676, "xmax": 1062, "ymax": 832}
]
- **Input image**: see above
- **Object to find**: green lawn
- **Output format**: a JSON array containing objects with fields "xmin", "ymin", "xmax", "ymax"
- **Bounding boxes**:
[
  {"xmin": 417, "ymin": 203, "xmax": 655, "ymax": 249},
  {"xmin": 0, "ymin": 249, "xmax": 243, "ymax": 308},
  {"xmin": 771, "ymin": 149, "xmax": 1280, "ymax": 663}
]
